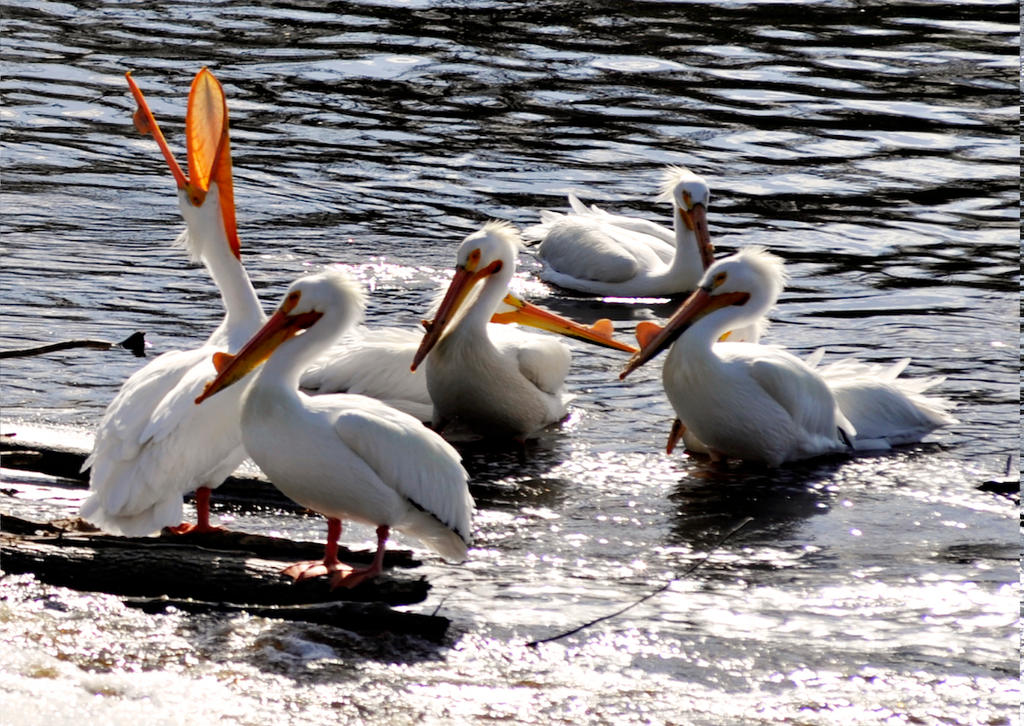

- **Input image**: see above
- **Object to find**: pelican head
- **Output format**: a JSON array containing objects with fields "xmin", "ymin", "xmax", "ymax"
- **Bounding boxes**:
[
  {"xmin": 458, "ymin": 220, "xmax": 523, "ymax": 278},
  {"xmin": 410, "ymin": 222, "xmax": 522, "ymax": 371},
  {"xmin": 655, "ymin": 165, "xmax": 714, "ymax": 269},
  {"xmin": 620, "ymin": 247, "xmax": 785, "ymax": 378},
  {"xmin": 126, "ymin": 67, "xmax": 240, "ymax": 259},
  {"xmin": 196, "ymin": 270, "xmax": 365, "ymax": 403}
]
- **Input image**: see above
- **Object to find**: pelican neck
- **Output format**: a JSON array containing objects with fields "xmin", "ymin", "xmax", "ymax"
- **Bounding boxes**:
[
  {"xmin": 259, "ymin": 312, "xmax": 345, "ymax": 393},
  {"xmin": 180, "ymin": 185, "xmax": 263, "ymax": 344},
  {"xmin": 657, "ymin": 205, "xmax": 705, "ymax": 290},
  {"xmin": 452, "ymin": 263, "xmax": 512, "ymax": 337}
]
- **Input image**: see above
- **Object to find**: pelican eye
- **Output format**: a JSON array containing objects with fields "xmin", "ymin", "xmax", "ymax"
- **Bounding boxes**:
[
  {"xmin": 464, "ymin": 248, "xmax": 482, "ymax": 271},
  {"xmin": 711, "ymin": 271, "xmax": 727, "ymax": 288}
]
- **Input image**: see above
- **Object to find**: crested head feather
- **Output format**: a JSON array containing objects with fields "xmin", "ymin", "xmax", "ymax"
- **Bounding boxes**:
[
  {"xmin": 713, "ymin": 246, "xmax": 788, "ymax": 306},
  {"xmin": 475, "ymin": 219, "xmax": 524, "ymax": 252},
  {"xmin": 324, "ymin": 267, "xmax": 367, "ymax": 323},
  {"xmin": 655, "ymin": 165, "xmax": 703, "ymax": 204},
  {"xmin": 733, "ymin": 245, "xmax": 787, "ymax": 281},
  {"xmin": 288, "ymin": 267, "xmax": 367, "ymax": 331}
]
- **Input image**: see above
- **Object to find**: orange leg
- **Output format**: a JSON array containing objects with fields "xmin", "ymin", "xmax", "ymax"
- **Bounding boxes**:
[
  {"xmin": 167, "ymin": 487, "xmax": 225, "ymax": 534},
  {"xmin": 666, "ymin": 418, "xmax": 686, "ymax": 455}
]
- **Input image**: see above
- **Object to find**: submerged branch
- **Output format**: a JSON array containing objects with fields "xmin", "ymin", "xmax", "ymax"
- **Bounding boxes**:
[
  {"xmin": 0, "ymin": 332, "xmax": 146, "ymax": 359},
  {"xmin": 525, "ymin": 517, "xmax": 753, "ymax": 647}
]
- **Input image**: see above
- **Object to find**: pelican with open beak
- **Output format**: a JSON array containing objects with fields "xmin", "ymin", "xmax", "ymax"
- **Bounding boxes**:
[{"xmin": 80, "ymin": 68, "xmax": 264, "ymax": 537}]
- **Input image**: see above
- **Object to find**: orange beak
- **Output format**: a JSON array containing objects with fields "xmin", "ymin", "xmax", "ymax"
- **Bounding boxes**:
[
  {"xmin": 491, "ymin": 294, "xmax": 637, "ymax": 354},
  {"xmin": 411, "ymin": 259, "xmax": 502, "ymax": 371},
  {"xmin": 195, "ymin": 297, "xmax": 322, "ymax": 404},
  {"xmin": 126, "ymin": 71, "xmax": 188, "ymax": 189},
  {"xmin": 677, "ymin": 203, "xmax": 714, "ymax": 270},
  {"xmin": 126, "ymin": 67, "xmax": 241, "ymax": 260},
  {"xmin": 411, "ymin": 258, "xmax": 638, "ymax": 371},
  {"xmin": 619, "ymin": 286, "xmax": 749, "ymax": 379}
]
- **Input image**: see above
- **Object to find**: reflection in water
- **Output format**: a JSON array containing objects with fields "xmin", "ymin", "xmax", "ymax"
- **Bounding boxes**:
[
  {"xmin": 0, "ymin": 1, "xmax": 1018, "ymax": 724},
  {"xmin": 666, "ymin": 457, "xmax": 842, "ymax": 551}
]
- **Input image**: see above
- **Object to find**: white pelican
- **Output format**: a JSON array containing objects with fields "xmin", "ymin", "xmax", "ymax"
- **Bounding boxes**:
[
  {"xmin": 619, "ymin": 248, "xmax": 956, "ymax": 466},
  {"xmin": 300, "ymin": 292, "xmax": 636, "ymax": 423},
  {"xmin": 79, "ymin": 68, "xmax": 264, "ymax": 536},
  {"xmin": 409, "ymin": 222, "xmax": 635, "ymax": 440},
  {"xmin": 523, "ymin": 166, "xmax": 715, "ymax": 296},
  {"xmin": 195, "ymin": 270, "xmax": 473, "ymax": 589}
]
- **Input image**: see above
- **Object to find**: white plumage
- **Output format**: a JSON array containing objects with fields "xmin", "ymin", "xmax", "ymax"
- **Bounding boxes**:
[
  {"xmin": 411, "ymin": 222, "xmax": 626, "ymax": 440},
  {"xmin": 523, "ymin": 166, "xmax": 715, "ymax": 296},
  {"xmin": 810, "ymin": 352, "xmax": 956, "ymax": 451},
  {"xmin": 80, "ymin": 69, "xmax": 264, "ymax": 535},
  {"xmin": 196, "ymin": 270, "xmax": 473, "ymax": 587},
  {"xmin": 300, "ymin": 286, "xmax": 636, "ymax": 426},
  {"xmin": 300, "ymin": 325, "xmax": 433, "ymax": 421},
  {"xmin": 620, "ymin": 247, "xmax": 956, "ymax": 466}
]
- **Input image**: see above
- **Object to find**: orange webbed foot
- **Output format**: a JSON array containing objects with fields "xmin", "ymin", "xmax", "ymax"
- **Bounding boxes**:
[
  {"xmin": 282, "ymin": 559, "xmax": 354, "ymax": 582},
  {"xmin": 328, "ymin": 565, "xmax": 380, "ymax": 590},
  {"xmin": 166, "ymin": 522, "xmax": 226, "ymax": 535}
]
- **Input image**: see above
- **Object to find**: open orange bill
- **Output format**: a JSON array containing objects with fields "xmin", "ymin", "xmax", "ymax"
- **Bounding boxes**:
[{"xmin": 125, "ymin": 68, "xmax": 240, "ymax": 259}]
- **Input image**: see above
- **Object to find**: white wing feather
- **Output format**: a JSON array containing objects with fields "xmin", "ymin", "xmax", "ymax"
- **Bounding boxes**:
[
  {"xmin": 565, "ymin": 192, "xmax": 675, "ymax": 248},
  {"xmin": 579, "ymin": 201, "xmax": 676, "ymax": 247},
  {"xmin": 747, "ymin": 349, "xmax": 855, "ymax": 442},
  {"xmin": 537, "ymin": 218, "xmax": 643, "ymax": 283},
  {"xmin": 493, "ymin": 328, "xmax": 572, "ymax": 398},
  {"xmin": 300, "ymin": 326, "xmax": 432, "ymax": 421},
  {"xmin": 80, "ymin": 346, "xmax": 246, "ymax": 536},
  {"xmin": 324, "ymin": 395, "xmax": 473, "ymax": 558},
  {"xmin": 814, "ymin": 355, "xmax": 957, "ymax": 448},
  {"xmin": 535, "ymin": 215, "xmax": 675, "ymax": 283}
]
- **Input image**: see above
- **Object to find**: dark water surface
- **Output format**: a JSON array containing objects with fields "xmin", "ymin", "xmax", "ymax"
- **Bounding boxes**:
[{"xmin": 1, "ymin": 2, "xmax": 1018, "ymax": 724}]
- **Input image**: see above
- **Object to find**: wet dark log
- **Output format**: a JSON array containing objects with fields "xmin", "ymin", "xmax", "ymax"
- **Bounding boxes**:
[
  {"xmin": 0, "ymin": 431, "xmax": 293, "ymax": 508},
  {"xmin": 122, "ymin": 597, "xmax": 450, "ymax": 641},
  {"xmin": 1, "ymin": 438, "xmax": 90, "ymax": 482},
  {"xmin": 0, "ymin": 514, "xmax": 449, "ymax": 641}
]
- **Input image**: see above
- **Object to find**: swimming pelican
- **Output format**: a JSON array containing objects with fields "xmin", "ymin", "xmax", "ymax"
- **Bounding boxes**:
[
  {"xmin": 523, "ymin": 166, "xmax": 715, "ymax": 297},
  {"xmin": 619, "ymin": 248, "xmax": 955, "ymax": 466},
  {"xmin": 409, "ymin": 222, "xmax": 634, "ymax": 440},
  {"xmin": 195, "ymin": 270, "xmax": 473, "ymax": 589},
  {"xmin": 79, "ymin": 68, "xmax": 264, "ymax": 536},
  {"xmin": 301, "ymin": 291, "xmax": 636, "ymax": 423}
]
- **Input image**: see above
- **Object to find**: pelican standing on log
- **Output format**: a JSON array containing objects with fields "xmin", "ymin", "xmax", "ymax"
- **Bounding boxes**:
[
  {"xmin": 80, "ymin": 68, "xmax": 264, "ymax": 535},
  {"xmin": 196, "ymin": 270, "xmax": 473, "ymax": 588}
]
